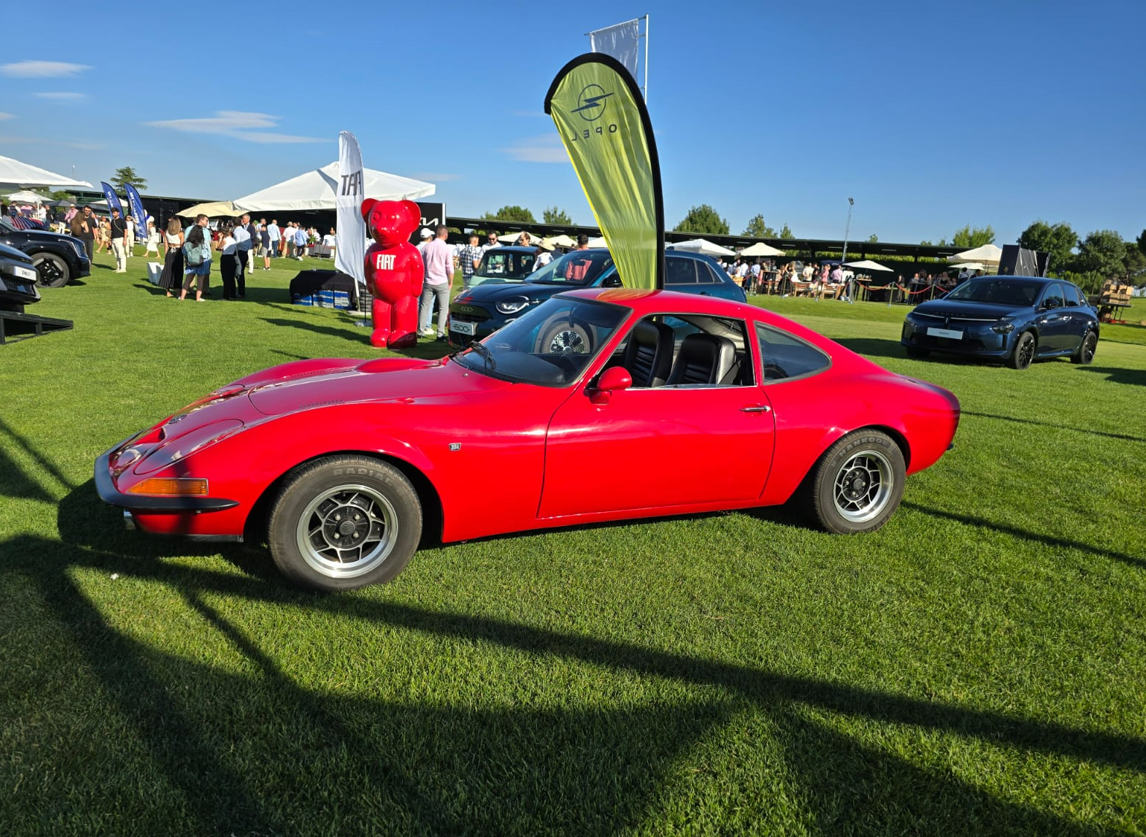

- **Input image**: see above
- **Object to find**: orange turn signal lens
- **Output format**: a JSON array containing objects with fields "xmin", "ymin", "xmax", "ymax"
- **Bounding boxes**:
[{"xmin": 127, "ymin": 478, "xmax": 209, "ymax": 496}]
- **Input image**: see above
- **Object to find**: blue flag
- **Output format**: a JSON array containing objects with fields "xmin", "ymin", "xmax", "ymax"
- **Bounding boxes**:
[
  {"xmin": 100, "ymin": 181, "xmax": 124, "ymax": 216},
  {"xmin": 124, "ymin": 182, "xmax": 147, "ymax": 233}
]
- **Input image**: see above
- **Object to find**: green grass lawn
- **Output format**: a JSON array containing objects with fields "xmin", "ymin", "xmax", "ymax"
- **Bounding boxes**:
[{"xmin": 2, "ymin": 251, "xmax": 1145, "ymax": 835}]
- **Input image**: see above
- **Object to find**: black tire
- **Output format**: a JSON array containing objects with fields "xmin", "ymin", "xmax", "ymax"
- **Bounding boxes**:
[
  {"xmin": 267, "ymin": 455, "xmax": 422, "ymax": 592},
  {"xmin": 536, "ymin": 318, "xmax": 591, "ymax": 355},
  {"xmin": 804, "ymin": 430, "xmax": 906, "ymax": 535},
  {"xmin": 905, "ymin": 347, "xmax": 930, "ymax": 359},
  {"xmin": 1071, "ymin": 331, "xmax": 1097, "ymax": 365},
  {"xmin": 32, "ymin": 252, "xmax": 70, "ymax": 288},
  {"xmin": 1008, "ymin": 331, "xmax": 1036, "ymax": 370}
]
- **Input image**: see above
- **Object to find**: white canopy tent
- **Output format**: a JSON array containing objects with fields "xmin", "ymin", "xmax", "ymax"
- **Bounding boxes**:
[
  {"xmin": 667, "ymin": 238, "xmax": 737, "ymax": 257},
  {"xmin": 949, "ymin": 244, "xmax": 1002, "ymax": 265},
  {"xmin": 843, "ymin": 259, "xmax": 893, "ymax": 272},
  {"xmin": 0, "ymin": 154, "xmax": 92, "ymax": 189},
  {"xmin": 233, "ymin": 162, "xmax": 434, "ymax": 213},
  {"xmin": 4, "ymin": 190, "xmax": 53, "ymax": 204},
  {"xmin": 740, "ymin": 241, "xmax": 785, "ymax": 257},
  {"xmin": 586, "ymin": 236, "xmax": 608, "ymax": 248}
]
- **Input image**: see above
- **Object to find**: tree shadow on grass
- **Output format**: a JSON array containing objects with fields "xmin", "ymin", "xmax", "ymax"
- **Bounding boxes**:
[
  {"xmin": 903, "ymin": 501, "xmax": 1146, "ymax": 571},
  {"xmin": 1078, "ymin": 365, "xmax": 1146, "ymax": 387},
  {"xmin": 259, "ymin": 316, "xmax": 366, "ymax": 344},
  {"xmin": 961, "ymin": 410, "xmax": 1146, "ymax": 444},
  {"xmin": 4, "ymin": 527, "xmax": 1141, "ymax": 834}
]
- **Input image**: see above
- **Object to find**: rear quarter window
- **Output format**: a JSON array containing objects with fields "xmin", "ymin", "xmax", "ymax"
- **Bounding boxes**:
[{"xmin": 756, "ymin": 323, "xmax": 831, "ymax": 382}]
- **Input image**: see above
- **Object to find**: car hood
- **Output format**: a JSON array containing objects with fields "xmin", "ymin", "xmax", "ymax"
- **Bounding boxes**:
[
  {"xmin": 455, "ymin": 280, "xmax": 569, "ymax": 305},
  {"xmin": 912, "ymin": 299, "xmax": 1026, "ymax": 320},
  {"xmin": 245, "ymin": 356, "xmax": 511, "ymax": 417},
  {"xmin": 10, "ymin": 228, "xmax": 80, "ymax": 245},
  {"xmin": 0, "ymin": 242, "xmax": 33, "ymax": 264}
]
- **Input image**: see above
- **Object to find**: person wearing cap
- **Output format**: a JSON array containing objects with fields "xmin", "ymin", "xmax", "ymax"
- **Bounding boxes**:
[
  {"xmin": 419, "ymin": 225, "xmax": 454, "ymax": 340},
  {"xmin": 417, "ymin": 227, "xmax": 433, "ymax": 255}
]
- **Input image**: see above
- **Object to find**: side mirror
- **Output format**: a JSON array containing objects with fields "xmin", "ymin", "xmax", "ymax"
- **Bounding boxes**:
[
  {"xmin": 588, "ymin": 366, "xmax": 632, "ymax": 405},
  {"xmin": 1043, "ymin": 297, "xmax": 1062, "ymax": 310},
  {"xmin": 601, "ymin": 275, "xmax": 622, "ymax": 288}
]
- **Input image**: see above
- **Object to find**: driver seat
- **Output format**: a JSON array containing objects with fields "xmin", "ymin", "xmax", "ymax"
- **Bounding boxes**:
[
  {"xmin": 622, "ymin": 320, "xmax": 674, "ymax": 387},
  {"xmin": 666, "ymin": 333, "xmax": 736, "ymax": 386}
]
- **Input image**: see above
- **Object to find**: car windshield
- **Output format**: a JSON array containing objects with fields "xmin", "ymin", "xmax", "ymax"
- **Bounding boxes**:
[
  {"xmin": 528, "ymin": 249, "xmax": 614, "ymax": 286},
  {"xmin": 944, "ymin": 278, "xmax": 1043, "ymax": 306},
  {"xmin": 0, "ymin": 217, "xmax": 16, "ymax": 232},
  {"xmin": 455, "ymin": 296, "xmax": 628, "ymax": 386},
  {"xmin": 476, "ymin": 249, "xmax": 535, "ymax": 280}
]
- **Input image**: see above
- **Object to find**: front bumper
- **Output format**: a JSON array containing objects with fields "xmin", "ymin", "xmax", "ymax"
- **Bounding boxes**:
[
  {"xmin": 901, "ymin": 319, "xmax": 1011, "ymax": 358},
  {"xmin": 94, "ymin": 447, "xmax": 239, "ymax": 513}
]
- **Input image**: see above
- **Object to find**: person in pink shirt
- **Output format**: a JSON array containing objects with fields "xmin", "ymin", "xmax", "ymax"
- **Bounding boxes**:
[{"xmin": 419, "ymin": 225, "xmax": 454, "ymax": 339}]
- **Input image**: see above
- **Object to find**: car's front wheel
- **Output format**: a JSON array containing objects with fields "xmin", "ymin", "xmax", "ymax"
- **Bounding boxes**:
[
  {"xmin": 804, "ymin": 430, "xmax": 906, "ymax": 534},
  {"xmin": 268, "ymin": 455, "xmax": 422, "ymax": 592},
  {"xmin": 1008, "ymin": 331, "xmax": 1036, "ymax": 370},
  {"xmin": 1071, "ymin": 331, "xmax": 1097, "ymax": 365},
  {"xmin": 32, "ymin": 252, "xmax": 71, "ymax": 288}
]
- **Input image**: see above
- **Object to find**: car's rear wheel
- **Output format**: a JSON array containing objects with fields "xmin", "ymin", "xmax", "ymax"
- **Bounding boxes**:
[
  {"xmin": 268, "ymin": 455, "xmax": 421, "ymax": 592},
  {"xmin": 32, "ymin": 252, "xmax": 70, "ymax": 288},
  {"xmin": 536, "ymin": 318, "xmax": 591, "ymax": 354},
  {"xmin": 1071, "ymin": 331, "xmax": 1097, "ymax": 365},
  {"xmin": 1008, "ymin": 331, "xmax": 1036, "ymax": 370},
  {"xmin": 905, "ymin": 347, "xmax": 930, "ymax": 359},
  {"xmin": 804, "ymin": 430, "xmax": 905, "ymax": 534}
]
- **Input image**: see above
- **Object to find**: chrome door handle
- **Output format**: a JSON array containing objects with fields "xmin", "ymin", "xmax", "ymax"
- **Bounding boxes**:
[{"xmin": 740, "ymin": 404, "xmax": 772, "ymax": 413}]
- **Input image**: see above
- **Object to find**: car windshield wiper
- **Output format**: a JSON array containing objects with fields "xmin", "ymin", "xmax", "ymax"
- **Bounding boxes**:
[{"xmin": 467, "ymin": 340, "xmax": 497, "ymax": 374}]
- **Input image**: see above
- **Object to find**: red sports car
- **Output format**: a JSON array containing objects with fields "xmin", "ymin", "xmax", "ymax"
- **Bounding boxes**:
[{"xmin": 96, "ymin": 289, "xmax": 960, "ymax": 592}]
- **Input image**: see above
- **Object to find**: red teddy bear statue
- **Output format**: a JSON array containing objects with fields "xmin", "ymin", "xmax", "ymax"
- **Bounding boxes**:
[{"xmin": 362, "ymin": 198, "xmax": 424, "ymax": 348}]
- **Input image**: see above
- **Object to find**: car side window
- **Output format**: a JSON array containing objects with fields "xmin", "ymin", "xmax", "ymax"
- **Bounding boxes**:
[
  {"xmin": 1042, "ymin": 285, "xmax": 1065, "ymax": 309},
  {"xmin": 614, "ymin": 315, "xmax": 754, "ymax": 388},
  {"xmin": 1063, "ymin": 283, "xmax": 1083, "ymax": 307},
  {"xmin": 696, "ymin": 263, "xmax": 719, "ymax": 284},
  {"xmin": 755, "ymin": 323, "xmax": 831, "ymax": 382},
  {"xmin": 665, "ymin": 258, "xmax": 698, "ymax": 286}
]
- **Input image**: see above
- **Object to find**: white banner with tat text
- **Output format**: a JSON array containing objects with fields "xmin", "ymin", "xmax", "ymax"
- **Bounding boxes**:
[{"xmin": 335, "ymin": 130, "xmax": 366, "ymax": 289}]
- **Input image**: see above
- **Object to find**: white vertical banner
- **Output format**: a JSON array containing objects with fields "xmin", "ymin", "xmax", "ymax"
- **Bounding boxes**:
[
  {"xmin": 588, "ymin": 19, "xmax": 640, "ymax": 80},
  {"xmin": 335, "ymin": 130, "xmax": 366, "ymax": 289}
]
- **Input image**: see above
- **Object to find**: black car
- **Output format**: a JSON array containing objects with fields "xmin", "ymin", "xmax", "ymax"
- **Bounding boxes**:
[
  {"xmin": 0, "ymin": 216, "xmax": 91, "ymax": 288},
  {"xmin": 901, "ymin": 275, "xmax": 1099, "ymax": 369},
  {"xmin": 448, "ymin": 248, "xmax": 746, "ymax": 348},
  {"xmin": 0, "ymin": 242, "xmax": 42, "ymax": 311},
  {"xmin": 468, "ymin": 245, "xmax": 537, "ymax": 285}
]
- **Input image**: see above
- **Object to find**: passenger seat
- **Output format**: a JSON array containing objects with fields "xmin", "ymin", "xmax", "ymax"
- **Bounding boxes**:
[{"xmin": 666, "ymin": 333, "xmax": 736, "ymax": 385}]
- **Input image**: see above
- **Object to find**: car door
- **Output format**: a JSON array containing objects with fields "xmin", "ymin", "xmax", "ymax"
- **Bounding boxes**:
[
  {"xmin": 538, "ymin": 315, "xmax": 775, "ymax": 519},
  {"xmin": 1035, "ymin": 283, "xmax": 1071, "ymax": 352},
  {"xmin": 1060, "ymin": 283, "xmax": 1094, "ymax": 349}
]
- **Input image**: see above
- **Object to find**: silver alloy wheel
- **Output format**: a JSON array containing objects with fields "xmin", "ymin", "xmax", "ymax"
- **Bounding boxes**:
[
  {"xmin": 832, "ymin": 449, "xmax": 895, "ymax": 524},
  {"xmin": 548, "ymin": 329, "xmax": 587, "ymax": 354},
  {"xmin": 294, "ymin": 483, "xmax": 398, "ymax": 579}
]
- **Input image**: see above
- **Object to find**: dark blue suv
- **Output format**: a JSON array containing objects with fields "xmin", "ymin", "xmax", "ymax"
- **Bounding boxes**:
[{"xmin": 448, "ymin": 248, "xmax": 745, "ymax": 348}]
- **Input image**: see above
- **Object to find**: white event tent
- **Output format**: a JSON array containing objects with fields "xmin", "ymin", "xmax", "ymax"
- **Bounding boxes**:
[
  {"xmin": 0, "ymin": 154, "xmax": 92, "ymax": 189},
  {"xmin": 667, "ymin": 238, "xmax": 737, "ymax": 257},
  {"xmin": 233, "ymin": 162, "xmax": 435, "ymax": 213}
]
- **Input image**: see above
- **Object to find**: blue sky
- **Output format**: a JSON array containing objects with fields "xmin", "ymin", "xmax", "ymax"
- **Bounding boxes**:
[{"xmin": 2, "ymin": 0, "xmax": 1143, "ymax": 246}]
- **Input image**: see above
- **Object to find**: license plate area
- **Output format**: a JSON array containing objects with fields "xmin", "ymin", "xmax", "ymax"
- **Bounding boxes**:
[
  {"xmin": 450, "ymin": 318, "xmax": 476, "ymax": 336},
  {"xmin": 926, "ymin": 327, "xmax": 963, "ymax": 340},
  {"xmin": 13, "ymin": 266, "xmax": 37, "ymax": 282}
]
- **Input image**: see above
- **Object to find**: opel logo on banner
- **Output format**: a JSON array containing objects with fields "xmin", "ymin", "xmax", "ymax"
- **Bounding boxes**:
[{"xmin": 573, "ymin": 84, "xmax": 614, "ymax": 122}]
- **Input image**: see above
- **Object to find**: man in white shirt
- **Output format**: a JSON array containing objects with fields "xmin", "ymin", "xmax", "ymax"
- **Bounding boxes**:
[{"xmin": 231, "ymin": 215, "xmax": 251, "ymax": 296}]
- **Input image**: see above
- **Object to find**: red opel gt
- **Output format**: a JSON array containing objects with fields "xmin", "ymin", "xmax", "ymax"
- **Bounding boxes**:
[{"xmin": 96, "ymin": 289, "xmax": 960, "ymax": 592}]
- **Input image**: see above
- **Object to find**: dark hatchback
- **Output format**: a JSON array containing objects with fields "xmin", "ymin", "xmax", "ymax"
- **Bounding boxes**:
[
  {"xmin": 448, "ymin": 248, "xmax": 746, "ymax": 348},
  {"xmin": 0, "ymin": 216, "xmax": 91, "ymax": 288},
  {"xmin": 901, "ymin": 275, "xmax": 1099, "ymax": 369},
  {"xmin": 468, "ymin": 245, "xmax": 537, "ymax": 286}
]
